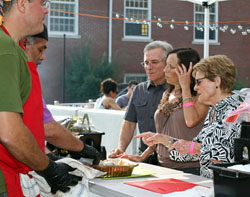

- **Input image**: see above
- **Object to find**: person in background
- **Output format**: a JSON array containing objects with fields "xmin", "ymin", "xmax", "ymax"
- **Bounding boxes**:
[
  {"xmin": 109, "ymin": 41, "xmax": 173, "ymax": 164},
  {"xmin": 94, "ymin": 78, "xmax": 123, "ymax": 110},
  {"xmin": 21, "ymin": 24, "xmax": 102, "ymax": 163},
  {"xmin": 122, "ymin": 48, "xmax": 208, "ymax": 175},
  {"xmin": 139, "ymin": 55, "xmax": 244, "ymax": 178},
  {"xmin": 116, "ymin": 80, "xmax": 138, "ymax": 109},
  {"xmin": 0, "ymin": 0, "xmax": 81, "ymax": 196}
]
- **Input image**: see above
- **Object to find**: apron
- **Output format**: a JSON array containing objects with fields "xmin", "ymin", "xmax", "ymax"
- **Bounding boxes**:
[{"xmin": 0, "ymin": 26, "xmax": 44, "ymax": 197}]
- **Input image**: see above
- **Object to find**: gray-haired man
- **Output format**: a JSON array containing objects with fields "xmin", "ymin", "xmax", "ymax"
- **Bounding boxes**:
[{"xmin": 109, "ymin": 41, "xmax": 173, "ymax": 164}]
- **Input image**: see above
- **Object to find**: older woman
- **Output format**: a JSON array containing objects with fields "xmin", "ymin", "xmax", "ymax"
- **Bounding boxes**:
[
  {"xmin": 122, "ymin": 48, "xmax": 208, "ymax": 175},
  {"xmin": 140, "ymin": 55, "xmax": 244, "ymax": 178}
]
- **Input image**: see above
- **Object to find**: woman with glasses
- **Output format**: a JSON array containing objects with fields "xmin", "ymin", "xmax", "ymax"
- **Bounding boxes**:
[
  {"xmin": 122, "ymin": 48, "xmax": 209, "ymax": 175},
  {"xmin": 139, "ymin": 55, "xmax": 245, "ymax": 178},
  {"xmin": 94, "ymin": 78, "xmax": 123, "ymax": 110}
]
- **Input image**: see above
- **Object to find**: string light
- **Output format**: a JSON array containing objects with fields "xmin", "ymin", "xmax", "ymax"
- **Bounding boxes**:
[
  {"xmin": 170, "ymin": 19, "xmax": 175, "ymax": 29},
  {"xmin": 48, "ymin": 9, "xmax": 250, "ymax": 36},
  {"xmin": 230, "ymin": 28, "xmax": 236, "ymax": 34},
  {"xmin": 237, "ymin": 24, "xmax": 243, "ymax": 30},
  {"xmin": 184, "ymin": 20, "xmax": 189, "ymax": 30},
  {"xmin": 157, "ymin": 22, "xmax": 163, "ymax": 28}
]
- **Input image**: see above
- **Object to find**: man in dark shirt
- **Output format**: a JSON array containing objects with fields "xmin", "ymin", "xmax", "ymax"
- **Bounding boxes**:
[
  {"xmin": 116, "ymin": 80, "xmax": 138, "ymax": 109},
  {"xmin": 109, "ymin": 41, "xmax": 173, "ymax": 163}
]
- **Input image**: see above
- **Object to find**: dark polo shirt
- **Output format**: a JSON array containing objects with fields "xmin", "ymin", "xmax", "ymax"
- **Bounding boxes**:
[{"xmin": 125, "ymin": 80, "xmax": 167, "ymax": 153}]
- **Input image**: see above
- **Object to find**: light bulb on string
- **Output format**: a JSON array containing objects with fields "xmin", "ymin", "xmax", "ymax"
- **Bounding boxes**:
[
  {"xmin": 246, "ymin": 28, "xmax": 250, "ymax": 34},
  {"xmin": 158, "ymin": 18, "xmax": 162, "ymax": 22},
  {"xmin": 143, "ymin": 20, "xmax": 147, "ymax": 24},
  {"xmin": 136, "ymin": 20, "xmax": 139, "ymax": 24},
  {"xmin": 242, "ymin": 31, "xmax": 247, "ymax": 36},
  {"xmin": 223, "ymin": 25, "xmax": 228, "ymax": 31},
  {"xmin": 230, "ymin": 28, "xmax": 236, "ymax": 34},
  {"xmin": 125, "ymin": 17, "xmax": 129, "ymax": 21},
  {"xmin": 184, "ymin": 21, "xmax": 189, "ymax": 30},
  {"xmin": 238, "ymin": 24, "xmax": 243, "ymax": 30},
  {"xmin": 219, "ymin": 26, "xmax": 226, "ymax": 32},
  {"xmin": 170, "ymin": 19, "xmax": 175, "ymax": 29},
  {"xmin": 209, "ymin": 25, "xmax": 216, "ymax": 31},
  {"xmin": 184, "ymin": 25, "xmax": 189, "ymax": 31},
  {"xmin": 157, "ymin": 22, "xmax": 163, "ymax": 28},
  {"xmin": 130, "ymin": 18, "xmax": 134, "ymax": 21},
  {"xmin": 115, "ymin": 13, "xmax": 119, "ymax": 18}
]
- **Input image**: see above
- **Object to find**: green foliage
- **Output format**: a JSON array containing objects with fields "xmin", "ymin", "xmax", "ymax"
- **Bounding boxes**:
[
  {"xmin": 233, "ymin": 69, "xmax": 248, "ymax": 90},
  {"xmin": 65, "ymin": 41, "xmax": 118, "ymax": 102}
]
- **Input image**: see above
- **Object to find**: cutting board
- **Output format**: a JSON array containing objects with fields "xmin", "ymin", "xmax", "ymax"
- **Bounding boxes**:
[
  {"xmin": 124, "ymin": 178, "xmax": 205, "ymax": 194},
  {"xmin": 101, "ymin": 166, "xmax": 155, "ymax": 180}
]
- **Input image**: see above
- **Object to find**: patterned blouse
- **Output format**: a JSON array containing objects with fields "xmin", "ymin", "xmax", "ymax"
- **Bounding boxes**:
[{"xmin": 193, "ymin": 93, "xmax": 243, "ymax": 178}]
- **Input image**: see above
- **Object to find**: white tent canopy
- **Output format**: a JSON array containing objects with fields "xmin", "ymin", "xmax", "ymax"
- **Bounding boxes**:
[
  {"xmin": 178, "ymin": 0, "xmax": 230, "ymax": 57},
  {"xmin": 179, "ymin": 0, "xmax": 229, "ymax": 5}
]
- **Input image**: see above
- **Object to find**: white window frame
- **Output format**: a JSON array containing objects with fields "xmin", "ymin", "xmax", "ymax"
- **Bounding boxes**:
[
  {"xmin": 48, "ymin": 0, "xmax": 79, "ymax": 36},
  {"xmin": 123, "ymin": 0, "xmax": 152, "ymax": 41},
  {"xmin": 193, "ymin": 2, "xmax": 219, "ymax": 43},
  {"xmin": 124, "ymin": 73, "xmax": 148, "ymax": 83}
]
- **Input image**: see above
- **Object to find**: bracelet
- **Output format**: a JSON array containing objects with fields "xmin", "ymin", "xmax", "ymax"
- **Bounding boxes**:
[
  {"xmin": 183, "ymin": 102, "xmax": 194, "ymax": 108},
  {"xmin": 190, "ymin": 142, "xmax": 196, "ymax": 155},
  {"xmin": 165, "ymin": 137, "xmax": 173, "ymax": 149},
  {"xmin": 182, "ymin": 97, "xmax": 193, "ymax": 102}
]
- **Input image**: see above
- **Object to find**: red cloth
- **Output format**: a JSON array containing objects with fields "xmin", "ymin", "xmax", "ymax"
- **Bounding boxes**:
[
  {"xmin": 0, "ymin": 25, "xmax": 44, "ymax": 197},
  {"xmin": 124, "ymin": 178, "xmax": 204, "ymax": 194}
]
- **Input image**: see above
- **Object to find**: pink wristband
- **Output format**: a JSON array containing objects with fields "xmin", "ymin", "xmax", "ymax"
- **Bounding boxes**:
[
  {"xmin": 190, "ymin": 142, "xmax": 196, "ymax": 155},
  {"xmin": 183, "ymin": 102, "xmax": 194, "ymax": 108}
]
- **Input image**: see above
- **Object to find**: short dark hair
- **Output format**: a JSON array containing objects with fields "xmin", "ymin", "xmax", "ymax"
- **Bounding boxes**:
[
  {"xmin": 100, "ymin": 78, "xmax": 118, "ymax": 95},
  {"xmin": 32, "ymin": 24, "xmax": 48, "ymax": 41},
  {"xmin": 128, "ymin": 80, "xmax": 138, "ymax": 88}
]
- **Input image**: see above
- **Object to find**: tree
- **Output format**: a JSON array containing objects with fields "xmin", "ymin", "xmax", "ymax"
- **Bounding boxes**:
[{"xmin": 65, "ymin": 41, "xmax": 119, "ymax": 102}]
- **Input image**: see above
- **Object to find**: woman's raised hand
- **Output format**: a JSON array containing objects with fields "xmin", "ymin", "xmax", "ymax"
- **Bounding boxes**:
[{"xmin": 175, "ymin": 62, "xmax": 192, "ymax": 90}]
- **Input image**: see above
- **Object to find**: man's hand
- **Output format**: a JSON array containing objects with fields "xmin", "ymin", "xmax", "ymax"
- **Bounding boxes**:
[
  {"xmin": 78, "ymin": 144, "xmax": 102, "ymax": 165},
  {"xmin": 36, "ymin": 160, "xmax": 82, "ymax": 194},
  {"xmin": 108, "ymin": 148, "xmax": 124, "ymax": 158}
]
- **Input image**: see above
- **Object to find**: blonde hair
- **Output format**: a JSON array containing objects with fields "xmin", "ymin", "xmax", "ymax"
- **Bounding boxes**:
[{"xmin": 192, "ymin": 55, "xmax": 236, "ymax": 93}]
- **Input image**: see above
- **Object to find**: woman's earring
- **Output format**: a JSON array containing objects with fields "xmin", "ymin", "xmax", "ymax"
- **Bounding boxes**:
[{"xmin": 216, "ymin": 86, "xmax": 218, "ymax": 89}]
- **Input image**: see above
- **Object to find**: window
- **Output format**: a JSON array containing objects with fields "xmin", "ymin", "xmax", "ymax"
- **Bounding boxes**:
[
  {"xmin": 124, "ymin": 73, "xmax": 147, "ymax": 83},
  {"xmin": 194, "ymin": 3, "xmax": 218, "ymax": 42},
  {"xmin": 124, "ymin": 0, "xmax": 151, "ymax": 39},
  {"xmin": 48, "ymin": 0, "xmax": 79, "ymax": 35}
]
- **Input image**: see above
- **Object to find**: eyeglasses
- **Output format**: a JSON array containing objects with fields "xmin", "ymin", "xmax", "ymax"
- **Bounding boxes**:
[
  {"xmin": 195, "ymin": 77, "xmax": 207, "ymax": 86},
  {"xmin": 140, "ymin": 59, "xmax": 164, "ymax": 67},
  {"xmin": 42, "ymin": 0, "xmax": 51, "ymax": 8}
]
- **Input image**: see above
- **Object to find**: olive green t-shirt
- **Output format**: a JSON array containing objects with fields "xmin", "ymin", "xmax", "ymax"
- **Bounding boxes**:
[
  {"xmin": 0, "ymin": 27, "xmax": 31, "ymax": 192},
  {"xmin": 0, "ymin": 169, "xmax": 7, "ymax": 193},
  {"xmin": 0, "ymin": 27, "xmax": 31, "ymax": 112}
]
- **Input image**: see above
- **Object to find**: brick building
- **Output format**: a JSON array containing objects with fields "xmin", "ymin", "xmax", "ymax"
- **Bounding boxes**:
[{"xmin": 39, "ymin": 0, "xmax": 250, "ymax": 103}]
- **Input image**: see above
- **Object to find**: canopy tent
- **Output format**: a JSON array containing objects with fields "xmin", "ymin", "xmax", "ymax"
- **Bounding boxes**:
[{"xmin": 178, "ymin": 0, "xmax": 230, "ymax": 57}]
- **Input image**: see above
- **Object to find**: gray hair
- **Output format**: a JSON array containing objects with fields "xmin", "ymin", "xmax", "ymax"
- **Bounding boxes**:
[
  {"xmin": 144, "ymin": 40, "xmax": 173, "ymax": 59},
  {"xmin": 26, "ymin": 36, "xmax": 36, "ymax": 45}
]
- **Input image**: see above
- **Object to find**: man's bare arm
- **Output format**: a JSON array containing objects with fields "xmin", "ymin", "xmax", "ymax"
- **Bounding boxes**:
[
  {"xmin": 44, "ymin": 120, "xmax": 83, "ymax": 152},
  {"xmin": 0, "ymin": 112, "xmax": 49, "ymax": 171},
  {"xmin": 109, "ymin": 120, "xmax": 136, "ymax": 158},
  {"xmin": 118, "ymin": 120, "xmax": 136, "ymax": 152}
]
